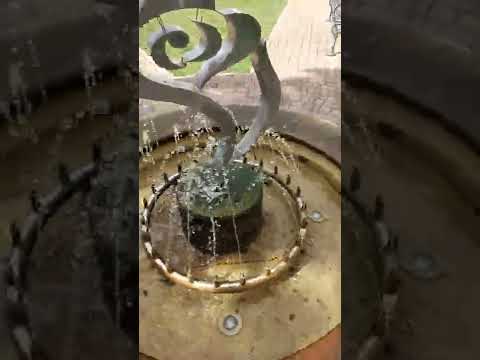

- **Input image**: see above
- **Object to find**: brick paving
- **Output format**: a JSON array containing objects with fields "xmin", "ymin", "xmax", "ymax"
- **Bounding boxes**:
[
  {"xmin": 204, "ymin": 68, "xmax": 340, "ymax": 124},
  {"xmin": 267, "ymin": 0, "xmax": 341, "ymax": 79},
  {"xmin": 204, "ymin": 0, "xmax": 341, "ymax": 125}
]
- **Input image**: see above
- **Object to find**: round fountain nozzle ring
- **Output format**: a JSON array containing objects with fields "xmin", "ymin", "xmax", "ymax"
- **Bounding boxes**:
[
  {"xmin": 141, "ymin": 160, "xmax": 309, "ymax": 294},
  {"xmin": 4, "ymin": 158, "xmax": 102, "ymax": 360}
]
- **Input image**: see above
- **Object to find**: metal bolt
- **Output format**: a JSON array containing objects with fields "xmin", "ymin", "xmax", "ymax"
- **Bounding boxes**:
[
  {"xmin": 301, "ymin": 217, "xmax": 308, "ymax": 228},
  {"xmin": 301, "ymin": 201, "xmax": 307, "ymax": 210},
  {"xmin": 224, "ymin": 315, "xmax": 238, "ymax": 330},
  {"xmin": 309, "ymin": 211, "xmax": 325, "ymax": 223},
  {"xmin": 218, "ymin": 314, "xmax": 242, "ymax": 336}
]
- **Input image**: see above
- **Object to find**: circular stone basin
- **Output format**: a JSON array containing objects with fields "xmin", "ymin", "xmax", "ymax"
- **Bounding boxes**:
[
  {"xmin": 141, "ymin": 132, "xmax": 305, "ymax": 287},
  {"xmin": 139, "ymin": 110, "xmax": 341, "ymax": 359}
]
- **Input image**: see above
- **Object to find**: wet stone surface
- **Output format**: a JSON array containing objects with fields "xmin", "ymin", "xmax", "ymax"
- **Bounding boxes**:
[{"xmin": 139, "ymin": 128, "xmax": 341, "ymax": 360}]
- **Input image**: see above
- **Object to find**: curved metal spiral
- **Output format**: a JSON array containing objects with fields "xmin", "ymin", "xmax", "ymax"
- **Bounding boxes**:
[
  {"xmin": 139, "ymin": 47, "xmax": 237, "ymax": 163},
  {"xmin": 193, "ymin": 9, "xmax": 262, "ymax": 89},
  {"xmin": 233, "ymin": 40, "xmax": 281, "ymax": 160},
  {"xmin": 183, "ymin": 20, "xmax": 222, "ymax": 63},
  {"xmin": 139, "ymin": 0, "xmax": 281, "ymax": 164},
  {"xmin": 149, "ymin": 25, "xmax": 190, "ymax": 70}
]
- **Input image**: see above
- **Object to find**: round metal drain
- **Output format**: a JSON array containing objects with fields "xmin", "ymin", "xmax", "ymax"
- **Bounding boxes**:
[
  {"xmin": 310, "ymin": 211, "xmax": 326, "ymax": 223},
  {"xmin": 218, "ymin": 314, "xmax": 242, "ymax": 336}
]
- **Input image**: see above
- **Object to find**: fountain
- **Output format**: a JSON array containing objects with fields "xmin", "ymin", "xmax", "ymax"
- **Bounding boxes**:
[{"xmin": 139, "ymin": 1, "xmax": 341, "ymax": 359}]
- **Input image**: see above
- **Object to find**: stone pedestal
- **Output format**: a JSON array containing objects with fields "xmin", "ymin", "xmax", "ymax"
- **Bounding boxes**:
[{"xmin": 176, "ymin": 162, "xmax": 263, "ymax": 255}]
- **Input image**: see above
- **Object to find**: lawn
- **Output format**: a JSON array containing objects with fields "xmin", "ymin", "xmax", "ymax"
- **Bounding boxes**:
[{"xmin": 140, "ymin": 0, "xmax": 287, "ymax": 77}]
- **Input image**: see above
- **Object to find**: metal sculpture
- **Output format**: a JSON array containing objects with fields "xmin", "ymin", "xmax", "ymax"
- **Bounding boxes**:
[
  {"xmin": 139, "ymin": 0, "xmax": 281, "ymax": 165},
  {"xmin": 182, "ymin": 21, "xmax": 222, "ymax": 63},
  {"xmin": 193, "ymin": 9, "xmax": 262, "ymax": 89},
  {"xmin": 149, "ymin": 25, "xmax": 190, "ymax": 70}
]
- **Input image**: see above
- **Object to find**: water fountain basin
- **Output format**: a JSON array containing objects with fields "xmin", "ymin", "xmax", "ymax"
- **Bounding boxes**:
[{"xmin": 139, "ymin": 104, "xmax": 341, "ymax": 360}]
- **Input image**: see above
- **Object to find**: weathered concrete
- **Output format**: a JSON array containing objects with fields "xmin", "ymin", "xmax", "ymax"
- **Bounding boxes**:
[
  {"xmin": 202, "ymin": 69, "xmax": 340, "ymax": 124},
  {"xmin": 343, "ymin": 2, "xmax": 480, "ymax": 359},
  {"xmin": 343, "ymin": 83, "xmax": 480, "ymax": 360},
  {"xmin": 344, "ymin": 0, "xmax": 480, "ymax": 148},
  {"xmin": 0, "ymin": 1, "xmax": 136, "ymax": 106}
]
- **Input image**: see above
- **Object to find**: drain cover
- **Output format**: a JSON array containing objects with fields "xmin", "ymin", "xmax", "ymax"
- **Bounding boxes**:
[
  {"xmin": 218, "ymin": 314, "xmax": 242, "ymax": 336},
  {"xmin": 310, "ymin": 211, "xmax": 327, "ymax": 223}
]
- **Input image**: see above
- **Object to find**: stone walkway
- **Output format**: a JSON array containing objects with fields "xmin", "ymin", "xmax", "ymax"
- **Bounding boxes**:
[
  {"xmin": 267, "ymin": 0, "xmax": 341, "ymax": 79},
  {"xmin": 200, "ymin": 0, "xmax": 341, "ymax": 125},
  {"xmin": 205, "ymin": 0, "xmax": 342, "ymax": 124}
]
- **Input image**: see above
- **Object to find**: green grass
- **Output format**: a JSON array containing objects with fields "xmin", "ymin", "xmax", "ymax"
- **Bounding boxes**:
[{"xmin": 140, "ymin": 0, "xmax": 287, "ymax": 77}]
